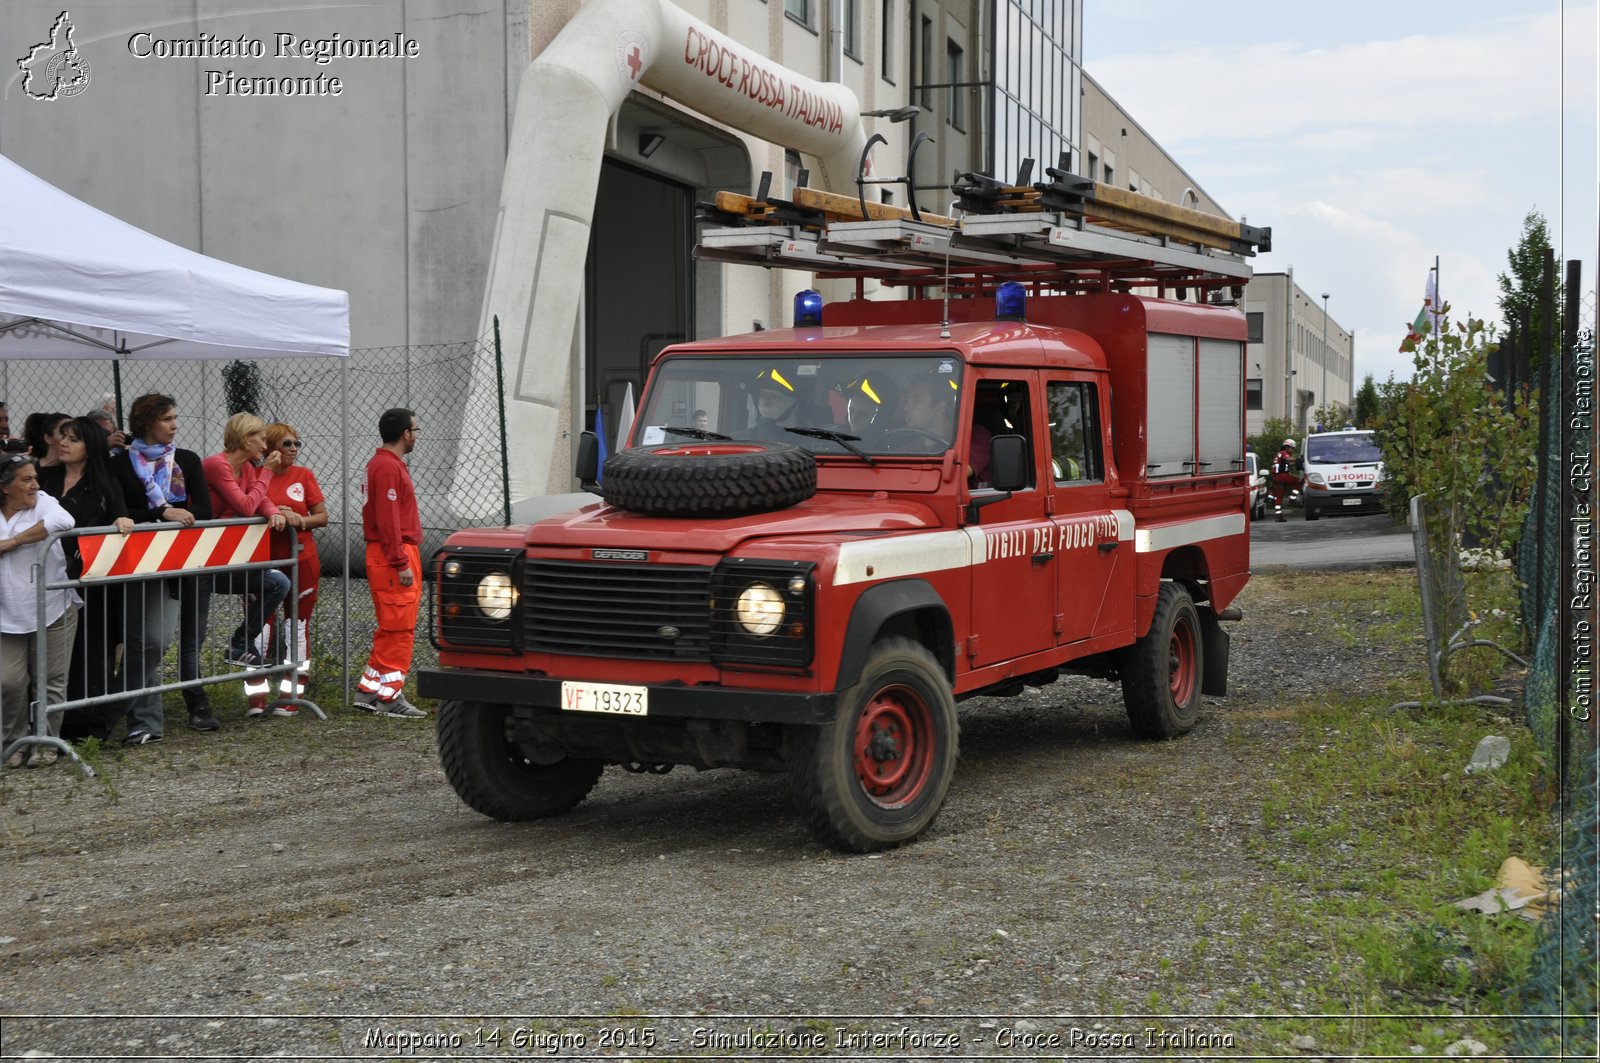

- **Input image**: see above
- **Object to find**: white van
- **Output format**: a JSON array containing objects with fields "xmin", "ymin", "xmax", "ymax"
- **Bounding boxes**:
[{"xmin": 1301, "ymin": 428, "xmax": 1384, "ymax": 520}]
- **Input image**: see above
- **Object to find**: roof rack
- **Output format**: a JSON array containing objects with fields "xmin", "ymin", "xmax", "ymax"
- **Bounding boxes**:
[{"xmin": 696, "ymin": 159, "xmax": 1269, "ymax": 297}]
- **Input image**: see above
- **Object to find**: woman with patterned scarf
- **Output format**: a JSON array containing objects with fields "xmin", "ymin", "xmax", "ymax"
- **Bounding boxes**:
[{"xmin": 115, "ymin": 393, "xmax": 214, "ymax": 744}]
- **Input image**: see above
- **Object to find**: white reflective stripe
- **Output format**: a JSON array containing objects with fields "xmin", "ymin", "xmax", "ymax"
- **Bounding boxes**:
[
  {"xmin": 83, "ymin": 540, "xmax": 122, "ymax": 579},
  {"xmin": 1112, "ymin": 509, "xmax": 1134, "ymax": 541},
  {"xmin": 833, "ymin": 529, "xmax": 981, "ymax": 586},
  {"xmin": 130, "ymin": 529, "xmax": 179, "ymax": 574},
  {"xmin": 1134, "ymin": 513, "xmax": 1246, "ymax": 553},
  {"xmin": 243, "ymin": 679, "xmax": 272, "ymax": 695},
  {"xmin": 187, "ymin": 525, "xmax": 227, "ymax": 569},
  {"xmin": 233, "ymin": 524, "xmax": 267, "ymax": 563}
]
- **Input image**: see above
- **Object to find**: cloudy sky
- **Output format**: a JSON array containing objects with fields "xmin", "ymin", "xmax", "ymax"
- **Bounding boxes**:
[{"xmin": 1083, "ymin": 0, "xmax": 1597, "ymax": 386}]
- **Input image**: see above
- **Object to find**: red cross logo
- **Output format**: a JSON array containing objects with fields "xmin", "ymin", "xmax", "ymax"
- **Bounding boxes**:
[{"xmin": 627, "ymin": 46, "xmax": 643, "ymax": 80}]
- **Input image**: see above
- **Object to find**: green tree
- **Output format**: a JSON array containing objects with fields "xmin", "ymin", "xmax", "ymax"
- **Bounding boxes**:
[
  {"xmin": 1310, "ymin": 400, "xmax": 1350, "ymax": 431},
  {"xmin": 1375, "ymin": 309, "xmax": 1539, "ymax": 692},
  {"xmin": 222, "ymin": 360, "xmax": 264, "ymax": 417},
  {"xmin": 1353, "ymin": 374, "xmax": 1379, "ymax": 427},
  {"xmin": 1496, "ymin": 209, "xmax": 1561, "ymax": 372},
  {"xmin": 1248, "ymin": 417, "xmax": 1297, "ymax": 467}
]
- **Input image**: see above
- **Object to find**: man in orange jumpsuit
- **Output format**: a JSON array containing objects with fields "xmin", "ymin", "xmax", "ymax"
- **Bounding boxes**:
[{"xmin": 353, "ymin": 408, "xmax": 427, "ymax": 718}]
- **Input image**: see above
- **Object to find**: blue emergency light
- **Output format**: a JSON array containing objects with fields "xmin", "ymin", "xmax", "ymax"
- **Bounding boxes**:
[
  {"xmin": 794, "ymin": 289, "xmax": 824, "ymax": 327},
  {"xmin": 996, "ymin": 281, "xmax": 1026, "ymax": 321}
]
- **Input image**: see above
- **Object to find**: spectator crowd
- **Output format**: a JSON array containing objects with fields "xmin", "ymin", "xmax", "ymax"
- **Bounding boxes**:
[{"xmin": 0, "ymin": 395, "xmax": 425, "ymax": 769}]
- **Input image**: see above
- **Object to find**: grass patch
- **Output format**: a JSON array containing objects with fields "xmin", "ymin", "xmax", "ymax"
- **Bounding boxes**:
[
  {"xmin": 1216, "ymin": 569, "xmax": 1549, "ymax": 1054},
  {"xmin": 1189, "ymin": 568, "xmax": 1552, "ymax": 1055}
]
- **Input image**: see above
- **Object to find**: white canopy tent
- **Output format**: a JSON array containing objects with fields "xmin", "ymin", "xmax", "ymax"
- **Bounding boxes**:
[
  {"xmin": 0, "ymin": 152, "xmax": 356, "ymax": 710},
  {"xmin": 0, "ymin": 154, "xmax": 348, "ymax": 360}
]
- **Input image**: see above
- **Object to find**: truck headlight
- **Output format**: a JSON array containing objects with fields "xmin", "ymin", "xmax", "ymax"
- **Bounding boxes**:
[
  {"xmin": 1306, "ymin": 471, "xmax": 1325, "ymax": 485},
  {"xmin": 476, "ymin": 571, "xmax": 516, "ymax": 620},
  {"xmin": 735, "ymin": 582, "xmax": 785, "ymax": 635}
]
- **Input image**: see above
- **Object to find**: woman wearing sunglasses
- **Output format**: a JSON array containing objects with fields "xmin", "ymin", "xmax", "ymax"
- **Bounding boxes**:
[{"xmin": 243, "ymin": 423, "xmax": 327, "ymax": 716}]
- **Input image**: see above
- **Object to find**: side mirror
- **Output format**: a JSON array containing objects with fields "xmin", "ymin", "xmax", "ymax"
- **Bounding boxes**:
[
  {"xmin": 987, "ymin": 434, "xmax": 1029, "ymax": 492},
  {"xmin": 575, "ymin": 431, "xmax": 601, "ymax": 490},
  {"xmin": 965, "ymin": 433, "xmax": 1029, "ymax": 524}
]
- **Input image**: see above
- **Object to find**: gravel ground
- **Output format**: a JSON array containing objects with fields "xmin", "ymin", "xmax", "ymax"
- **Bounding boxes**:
[{"xmin": 0, "ymin": 569, "xmax": 1428, "ymax": 1060}]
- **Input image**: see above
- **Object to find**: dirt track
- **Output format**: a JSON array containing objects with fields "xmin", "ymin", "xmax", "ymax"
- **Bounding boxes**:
[{"xmin": 0, "ymin": 569, "xmax": 1421, "ymax": 1059}]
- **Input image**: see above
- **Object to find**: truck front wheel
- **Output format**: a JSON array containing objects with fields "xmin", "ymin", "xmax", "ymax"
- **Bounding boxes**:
[
  {"xmin": 1121, "ymin": 582, "xmax": 1204, "ymax": 738},
  {"xmin": 436, "ymin": 700, "xmax": 603, "ymax": 821},
  {"xmin": 787, "ymin": 637, "xmax": 958, "ymax": 852}
]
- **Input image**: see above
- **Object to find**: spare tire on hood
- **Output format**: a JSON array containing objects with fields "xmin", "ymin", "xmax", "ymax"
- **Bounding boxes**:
[{"xmin": 602, "ymin": 441, "xmax": 817, "ymax": 518}]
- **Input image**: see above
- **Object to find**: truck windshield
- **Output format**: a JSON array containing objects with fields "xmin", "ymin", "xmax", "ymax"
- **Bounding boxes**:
[
  {"xmin": 634, "ymin": 354, "xmax": 966, "ymax": 457},
  {"xmin": 1307, "ymin": 432, "xmax": 1383, "ymax": 464}
]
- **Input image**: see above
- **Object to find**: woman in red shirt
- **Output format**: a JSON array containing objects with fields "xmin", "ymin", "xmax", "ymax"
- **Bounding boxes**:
[
  {"xmin": 245, "ymin": 422, "xmax": 328, "ymax": 715},
  {"xmin": 201, "ymin": 413, "xmax": 290, "ymax": 711}
]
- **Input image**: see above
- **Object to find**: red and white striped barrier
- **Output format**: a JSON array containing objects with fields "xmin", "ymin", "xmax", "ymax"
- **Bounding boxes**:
[{"xmin": 77, "ymin": 524, "xmax": 270, "ymax": 580}]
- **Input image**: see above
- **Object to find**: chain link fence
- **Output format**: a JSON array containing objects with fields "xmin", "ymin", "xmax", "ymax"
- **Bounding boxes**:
[
  {"xmin": 1510, "ymin": 264, "xmax": 1598, "ymax": 1057},
  {"xmin": 1391, "ymin": 493, "xmax": 1524, "ymax": 711},
  {"xmin": 0, "ymin": 334, "xmax": 511, "ymax": 684}
]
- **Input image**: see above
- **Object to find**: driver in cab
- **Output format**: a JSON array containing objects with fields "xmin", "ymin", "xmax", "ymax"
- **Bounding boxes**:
[{"xmin": 901, "ymin": 374, "xmax": 991, "ymax": 484}]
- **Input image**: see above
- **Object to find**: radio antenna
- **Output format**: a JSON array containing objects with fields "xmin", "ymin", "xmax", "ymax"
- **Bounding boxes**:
[{"xmin": 940, "ymin": 200, "xmax": 958, "ymax": 340}]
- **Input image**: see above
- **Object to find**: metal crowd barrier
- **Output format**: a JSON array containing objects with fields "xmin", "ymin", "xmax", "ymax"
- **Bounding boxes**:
[
  {"xmin": 1, "ymin": 517, "xmax": 322, "ymax": 777},
  {"xmin": 1390, "ymin": 493, "xmax": 1527, "ymax": 712}
]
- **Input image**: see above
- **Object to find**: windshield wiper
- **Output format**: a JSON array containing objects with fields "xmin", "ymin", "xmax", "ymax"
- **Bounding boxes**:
[
  {"xmin": 784, "ymin": 427, "xmax": 877, "ymax": 465},
  {"xmin": 662, "ymin": 426, "xmax": 733, "ymax": 441}
]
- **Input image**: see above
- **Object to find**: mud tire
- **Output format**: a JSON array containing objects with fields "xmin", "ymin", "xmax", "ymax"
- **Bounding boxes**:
[
  {"xmin": 436, "ymin": 700, "xmax": 603, "ymax": 821},
  {"xmin": 1121, "ymin": 582, "xmax": 1204, "ymax": 739},
  {"xmin": 787, "ymin": 637, "xmax": 958, "ymax": 852},
  {"xmin": 602, "ymin": 441, "xmax": 817, "ymax": 517}
]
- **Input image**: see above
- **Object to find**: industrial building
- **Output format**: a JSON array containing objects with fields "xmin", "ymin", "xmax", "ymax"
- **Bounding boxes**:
[{"xmin": 1, "ymin": 0, "xmax": 1349, "ymax": 497}]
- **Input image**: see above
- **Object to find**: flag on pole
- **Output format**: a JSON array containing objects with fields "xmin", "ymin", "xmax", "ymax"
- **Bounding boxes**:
[
  {"xmin": 615, "ymin": 382, "xmax": 636, "ymax": 453},
  {"xmin": 1410, "ymin": 270, "xmax": 1441, "ymax": 333},
  {"xmin": 1400, "ymin": 268, "xmax": 1440, "ymax": 352}
]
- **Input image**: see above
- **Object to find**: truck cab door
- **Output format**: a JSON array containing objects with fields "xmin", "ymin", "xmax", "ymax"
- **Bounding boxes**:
[
  {"xmin": 963, "ymin": 375, "xmax": 1056, "ymax": 668},
  {"xmin": 1046, "ymin": 377, "xmax": 1134, "ymax": 645}
]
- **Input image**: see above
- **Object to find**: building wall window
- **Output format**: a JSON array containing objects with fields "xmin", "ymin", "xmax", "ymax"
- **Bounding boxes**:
[
  {"xmin": 991, "ymin": 0, "xmax": 1077, "ymax": 184},
  {"xmin": 880, "ymin": 0, "xmax": 894, "ymax": 83},
  {"xmin": 947, "ymin": 38, "xmax": 965, "ymax": 131},
  {"xmin": 844, "ymin": 0, "xmax": 861, "ymax": 59},
  {"xmin": 1246, "ymin": 378, "xmax": 1263, "ymax": 411},
  {"xmin": 785, "ymin": 0, "xmax": 813, "ymax": 28},
  {"xmin": 919, "ymin": 15, "xmax": 933, "ymax": 110},
  {"xmin": 1086, "ymin": 151, "xmax": 1098, "ymax": 180},
  {"xmin": 1246, "ymin": 312, "xmax": 1264, "ymax": 343}
]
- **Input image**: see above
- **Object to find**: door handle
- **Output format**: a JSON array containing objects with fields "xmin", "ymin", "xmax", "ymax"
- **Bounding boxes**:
[
  {"xmin": 1097, "ymin": 541, "xmax": 1119, "ymax": 553},
  {"xmin": 1031, "ymin": 552, "xmax": 1054, "ymax": 564}
]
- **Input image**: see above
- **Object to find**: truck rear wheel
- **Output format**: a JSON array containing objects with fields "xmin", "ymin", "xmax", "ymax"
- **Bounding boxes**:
[
  {"xmin": 1121, "ymin": 582, "xmax": 1203, "ymax": 738},
  {"xmin": 602, "ymin": 441, "xmax": 817, "ymax": 517},
  {"xmin": 436, "ymin": 700, "xmax": 603, "ymax": 821},
  {"xmin": 787, "ymin": 637, "xmax": 958, "ymax": 852}
]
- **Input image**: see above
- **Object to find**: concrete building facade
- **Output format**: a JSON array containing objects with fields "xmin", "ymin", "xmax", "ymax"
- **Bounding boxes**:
[
  {"xmin": 1076, "ymin": 74, "xmax": 1352, "ymax": 437},
  {"xmin": 6, "ymin": 2, "xmax": 1347, "ymax": 495}
]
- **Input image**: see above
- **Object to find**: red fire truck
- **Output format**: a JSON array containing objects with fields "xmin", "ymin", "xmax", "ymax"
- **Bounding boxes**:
[{"xmin": 419, "ymin": 169, "xmax": 1269, "ymax": 851}]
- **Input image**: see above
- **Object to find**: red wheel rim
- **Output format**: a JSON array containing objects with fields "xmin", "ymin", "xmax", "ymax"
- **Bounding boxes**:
[
  {"xmin": 1168, "ymin": 616, "xmax": 1198, "ymax": 706},
  {"xmin": 650, "ymin": 444, "xmax": 769, "ymax": 458},
  {"xmin": 852, "ymin": 684, "xmax": 935, "ymax": 809}
]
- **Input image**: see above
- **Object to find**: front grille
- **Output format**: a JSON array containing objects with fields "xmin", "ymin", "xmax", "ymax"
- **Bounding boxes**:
[{"xmin": 522, "ymin": 561, "xmax": 712, "ymax": 659}]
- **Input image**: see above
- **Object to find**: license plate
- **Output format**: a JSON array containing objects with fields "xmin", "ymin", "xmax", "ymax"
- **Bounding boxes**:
[
  {"xmin": 561, "ymin": 681, "xmax": 648, "ymax": 716},
  {"xmin": 1342, "ymin": 497, "xmax": 1363, "ymax": 506}
]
